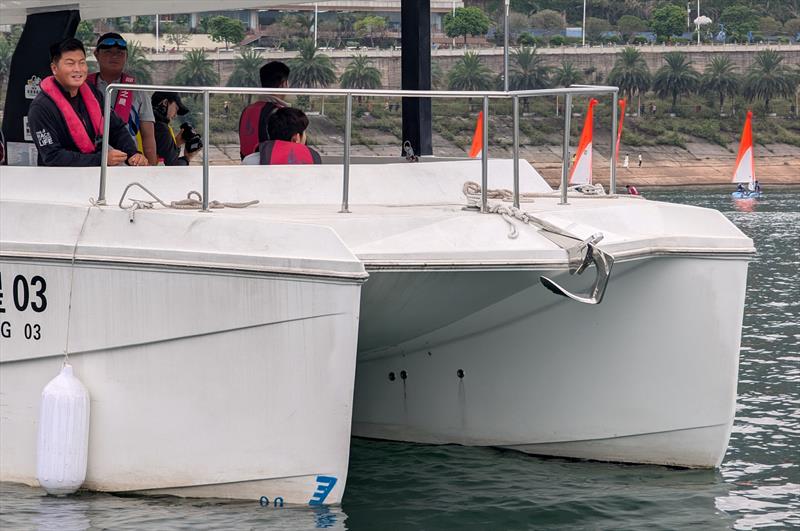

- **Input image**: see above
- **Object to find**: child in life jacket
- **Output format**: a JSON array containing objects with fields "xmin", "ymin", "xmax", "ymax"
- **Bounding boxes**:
[{"xmin": 258, "ymin": 108, "xmax": 321, "ymax": 165}]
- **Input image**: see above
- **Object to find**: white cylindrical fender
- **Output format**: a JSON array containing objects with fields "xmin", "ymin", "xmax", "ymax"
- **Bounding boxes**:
[{"xmin": 36, "ymin": 364, "xmax": 90, "ymax": 496}]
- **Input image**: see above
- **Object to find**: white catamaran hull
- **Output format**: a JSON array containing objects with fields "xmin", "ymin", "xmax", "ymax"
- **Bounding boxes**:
[
  {"xmin": 353, "ymin": 255, "xmax": 747, "ymax": 468},
  {"xmin": 0, "ymin": 259, "xmax": 360, "ymax": 503},
  {"xmin": 0, "ymin": 200, "xmax": 366, "ymax": 504}
]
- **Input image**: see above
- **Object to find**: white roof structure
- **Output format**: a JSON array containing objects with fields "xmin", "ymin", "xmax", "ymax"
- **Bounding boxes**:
[{"xmin": 0, "ymin": 0, "xmax": 324, "ymax": 24}]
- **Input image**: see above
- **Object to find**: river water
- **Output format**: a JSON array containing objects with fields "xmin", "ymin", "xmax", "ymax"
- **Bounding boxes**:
[{"xmin": 1, "ymin": 187, "xmax": 797, "ymax": 530}]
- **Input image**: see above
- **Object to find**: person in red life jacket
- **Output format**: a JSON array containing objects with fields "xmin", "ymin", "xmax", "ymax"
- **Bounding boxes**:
[
  {"xmin": 152, "ymin": 92, "xmax": 198, "ymax": 166},
  {"xmin": 27, "ymin": 38, "xmax": 146, "ymax": 167},
  {"xmin": 90, "ymin": 33, "xmax": 158, "ymax": 165},
  {"xmin": 239, "ymin": 61, "xmax": 290, "ymax": 160},
  {"xmin": 625, "ymin": 184, "xmax": 640, "ymax": 195},
  {"xmin": 258, "ymin": 108, "xmax": 322, "ymax": 165}
]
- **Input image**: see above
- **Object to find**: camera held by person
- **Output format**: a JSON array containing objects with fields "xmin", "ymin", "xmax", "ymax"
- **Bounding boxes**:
[
  {"xmin": 151, "ymin": 91, "xmax": 197, "ymax": 166},
  {"xmin": 179, "ymin": 122, "xmax": 203, "ymax": 154}
]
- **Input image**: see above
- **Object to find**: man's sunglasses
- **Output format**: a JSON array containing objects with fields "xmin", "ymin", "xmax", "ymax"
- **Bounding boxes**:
[{"xmin": 97, "ymin": 38, "xmax": 127, "ymax": 49}]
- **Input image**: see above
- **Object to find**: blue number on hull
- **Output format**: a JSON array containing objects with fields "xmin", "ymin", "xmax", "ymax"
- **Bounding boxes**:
[{"xmin": 308, "ymin": 475, "xmax": 337, "ymax": 505}]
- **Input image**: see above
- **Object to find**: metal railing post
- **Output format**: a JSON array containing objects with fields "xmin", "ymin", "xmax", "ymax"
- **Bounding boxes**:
[
  {"xmin": 341, "ymin": 93, "xmax": 352, "ymax": 213},
  {"xmin": 512, "ymin": 95, "xmax": 520, "ymax": 208},
  {"xmin": 202, "ymin": 90, "xmax": 210, "ymax": 212},
  {"xmin": 481, "ymin": 95, "xmax": 489, "ymax": 212},
  {"xmin": 610, "ymin": 94, "xmax": 618, "ymax": 195},
  {"xmin": 560, "ymin": 93, "xmax": 573, "ymax": 206},
  {"xmin": 98, "ymin": 87, "xmax": 113, "ymax": 204}
]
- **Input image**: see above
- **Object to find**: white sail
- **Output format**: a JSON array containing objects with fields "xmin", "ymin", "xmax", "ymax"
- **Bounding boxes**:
[{"xmin": 732, "ymin": 146, "xmax": 754, "ymax": 185}]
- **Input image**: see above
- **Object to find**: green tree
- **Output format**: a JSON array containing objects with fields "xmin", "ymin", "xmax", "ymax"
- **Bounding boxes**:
[
  {"xmin": 132, "ymin": 16, "xmax": 153, "ymax": 34},
  {"xmin": 208, "ymin": 16, "xmax": 245, "ymax": 50},
  {"xmin": 508, "ymin": 46, "xmax": 550, "ymax": 112},
  {"xmin": 288, "ymin": 39, "xmax": 336, "ymax": 88},
  {"xmin": 552, "ymin": 61, "xmax": 584, "ymax": 87},
  {"xmin": 164, "ymin": 23, "xmax": 190, "ymax": 51},
  {"xmin": 651, "ymin": 4, "xmax": 686, "ymax": 42},
  {"xmin": 124, "ymin": 41, "xmax": 153, "ymax": 84},
  {"xmin": 757, "ymin": 16, "xmax": 783, "ymax": 36},
  {"xmin": 552, "ymin": 61, "xmax": 584, "ymax": 115},
  {"xmin": 743, "ymin": 49, "xmax": 794, "ymax": 113},
  {"xmin": 227, "ymin": 48, "xmax": 263, "ymax": 104},
  {"xmin": 608, "ymin": 47, "xmax": 651, "ymax": 107},
  {"xmin": 653, "ymin": 52, "xmax": 699, "ymax": 113},
  {"xmin": 431, "ymin": 61, "xmax": 444, "ymax": 90},
  {"xmin": 354, "ymin": 15, "xmax": 387, "ymax": 47},
  {"xmin": 75, "ymin": 20, "xmax": 96, "ymax": 48},
  {"xmin": 444, "ymin": 7, "xmax": 491, "ymax": 47},
  {"xmin": 701, "ymin": 56, "xmax": 739, "ymax": 114},
  {"xmin": 447, "ymin": 51, "xmax": 493, "ymax": 91},
  {"xmin": 0, "ymin": 36, "xmax": 12, "ymax": 89},
  {"xmin": 508, "ymin": 46, "xmax": 550, "ymax": 90},
  {"xmin": 585, "ymin": 16, "xmax": 612, "ymax": 42},
  {"xmin": 617, "ymin": 15, "xmax": 648, "ymax": 42},
  {"xmin": 340, "ymin": 54, "xmax": 382, "ymax": 90},
  {"xmin": 530, "ymin": 9, "xmax": 564, "ymax": 34},
  {"xmin": 721, "ymin": 5, "xmax": 758, "ymax": 42},
  {"xmin": 173, "ymin": 49, "xmax": 219, "ymax": 87},
  {"xmin": 785, "ymin": 18, "xmax": 800, "ymax": 37}
]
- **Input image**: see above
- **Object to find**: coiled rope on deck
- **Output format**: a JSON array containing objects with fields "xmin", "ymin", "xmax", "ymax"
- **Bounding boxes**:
[{"xmin": 116, "ymin": 182, "xmax": 259, "ymax": 222}]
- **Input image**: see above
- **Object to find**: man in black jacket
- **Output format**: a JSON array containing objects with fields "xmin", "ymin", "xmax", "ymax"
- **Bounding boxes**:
[{"xmin": 27, "ymin": 38, "xmax": 146, "ymax": 167}]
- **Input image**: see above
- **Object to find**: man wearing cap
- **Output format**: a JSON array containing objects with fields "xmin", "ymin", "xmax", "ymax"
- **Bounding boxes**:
[
  {"xmin": 152, "ymin": 91, "xmax": 197, "ymax": 166},
  {"xmin": 27, "ymin": 37, "xmax": 147, "ymax": 167},
  {"xmin": 89, "ymin": 32, "xmax": 158, "ymax": 165}
]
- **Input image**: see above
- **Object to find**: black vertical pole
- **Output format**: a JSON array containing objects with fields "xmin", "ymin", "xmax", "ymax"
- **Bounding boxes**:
[{"xmin": 400, "ymin": 0, "xmax": 432, "ymax": 156}]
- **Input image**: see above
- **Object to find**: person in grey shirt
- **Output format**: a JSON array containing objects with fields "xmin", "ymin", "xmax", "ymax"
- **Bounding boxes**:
[{"xmin": 89, "ymin": 33, "xmax": 157, "ymax": 165}]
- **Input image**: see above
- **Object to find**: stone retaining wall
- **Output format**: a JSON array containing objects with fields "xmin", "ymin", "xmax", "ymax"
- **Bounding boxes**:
[{"xmin": 146, "ymin": 44, "xmax": 800, "ymax": 89}]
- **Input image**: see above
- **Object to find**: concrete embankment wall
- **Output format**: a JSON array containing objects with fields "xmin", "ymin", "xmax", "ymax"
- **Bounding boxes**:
[{"xmin": 147, "ymin": 44, "xmax": 800, "ymax": 88}]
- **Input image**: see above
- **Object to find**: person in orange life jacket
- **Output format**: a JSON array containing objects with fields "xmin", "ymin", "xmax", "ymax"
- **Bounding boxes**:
[
  {"xmin": 27, "ymin": 38, "xmax": 146, "ymax": 167},
  {"xmin": 90, "ymin": 32, "xmax": 158, "ymax": 165},
  {"xmin": 258, "ymin": 108, "xmax": 321, "ymax": 165},
  {"xmin": 625, "ymin": 184, "xmax": 640, "ymax": 195},
  {"xmin": 239, "ymin": 61, "xmax": 290, "ymax": 160},
  {"xmin": 151, "ymin": 92, "xmax": 198, "ymax": 166}
]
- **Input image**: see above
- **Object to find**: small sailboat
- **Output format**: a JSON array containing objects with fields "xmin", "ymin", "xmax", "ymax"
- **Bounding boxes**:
[
  {"xmin": 569, "ymin": 99, "xmax": 598, "ymax": 185},
  {"xmin": 731, "ymin": 111, "xmax": 761, "ymax": 199}
]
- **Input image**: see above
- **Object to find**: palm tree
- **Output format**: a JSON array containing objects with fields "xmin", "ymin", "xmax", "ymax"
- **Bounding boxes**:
[
  {"xmin": 288, "ymin": 39, "xmax": 336, "ymax": 88},
  {"xmin": 552, "ymin": 61, "xmax": 584, "ymax": 115},
  {"xmin": 607, "ymin": 47, "xmax": 651, "ymax": 114},
  {"xmin": 743, "ymin": 49, "xmax": 794, "ymax": 114},
  {"xmin": 340, "ymin": 55, "xmax": 382, "ymax": 90},
  {"xmin": 508, "ymin": 46, "xmax": 550, "ymax": 91},
  {"xmin": 173, "ymin": 49, "xmax": 219, "ymax": 87},
  {"xmin": 227, "ymin": 48, "xmax": 263, "ymax": 105},
  {"xmin": 288, "ymin": 39, "xmax": 336, "ymax": 114},
  {"xmin": 431, "ymin": 61, "xmax": 444, "ymax": 90},
  {"xmin": 652, "ymin": 52, "xmax": 699, "ymax": 114},
  {"xmin": 507, "ymin": 46, "xmax": 550, "ymax": 113},
  {"xmin": 124, "ymin": 41, "xmax": 153, "ymax": 85},
  {"xmin": 701, "ymin": 56, "xmax": 739, "ymax": 114},
  {"xmin": 447, "ymin": 52, "xmax": 494, "ymax": 92}
]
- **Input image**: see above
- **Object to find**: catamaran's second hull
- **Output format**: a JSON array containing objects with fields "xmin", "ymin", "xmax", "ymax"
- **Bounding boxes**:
[{"xmin": 353, "ymin": 255, "xmax": 747, "ymax": 468}]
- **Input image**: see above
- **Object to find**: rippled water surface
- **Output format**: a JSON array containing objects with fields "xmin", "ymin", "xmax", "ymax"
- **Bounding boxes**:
[{"xmin": 2, "ymin": 187, "xmax": 798, "ymax": 530}]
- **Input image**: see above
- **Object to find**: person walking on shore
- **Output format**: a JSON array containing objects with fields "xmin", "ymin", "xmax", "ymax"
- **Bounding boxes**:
[
  {"xmin": 623, "ymin": 154, "xmax": 629, "ymax": 169},
  {"xmin": 638, "ymin": 153, "xmax": 643, "ymax": 167}
]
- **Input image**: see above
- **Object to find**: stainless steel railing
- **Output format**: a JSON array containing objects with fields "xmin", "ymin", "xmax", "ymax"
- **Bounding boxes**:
[{"xmin": 100, "ymin": 84, "xmax": 619, "ymax": 212}]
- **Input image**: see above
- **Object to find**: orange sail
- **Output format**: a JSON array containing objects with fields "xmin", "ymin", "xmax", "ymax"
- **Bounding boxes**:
[
  {"xmin": 569, "ymin": 99, "xmax": 598, "ymax": 185},
  {"xmin": 468, "ymin": 112, "xmax": 484, "ymax": 158},
  {"xmin": 732, "ymin": 111, "xmax": 755, "ymax": 188}
]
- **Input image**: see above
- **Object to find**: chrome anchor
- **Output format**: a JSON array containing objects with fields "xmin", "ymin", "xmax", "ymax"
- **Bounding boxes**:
[{"xmin": 539, "ymin": 233, "xmax": 614, "ymax": 305}]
